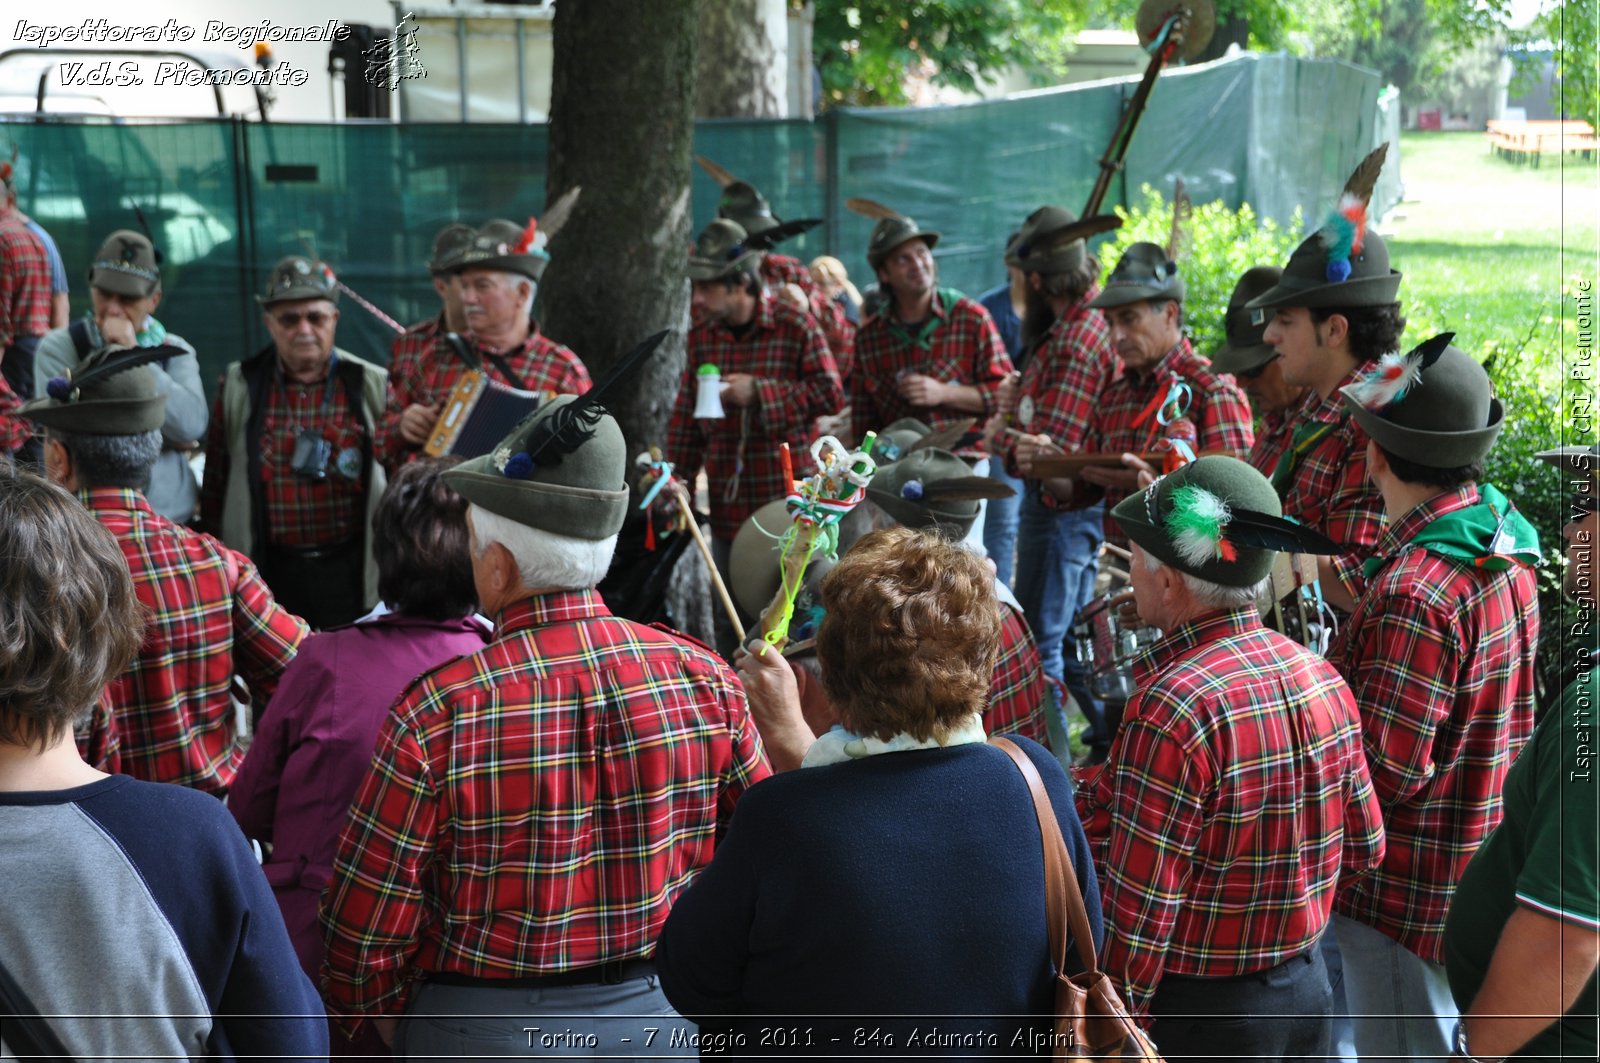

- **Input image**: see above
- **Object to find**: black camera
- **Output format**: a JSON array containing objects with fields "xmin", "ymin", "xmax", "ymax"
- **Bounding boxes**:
[{"xmin": 290, "ymin": 428, "xmax": 334, "ymax": 480}]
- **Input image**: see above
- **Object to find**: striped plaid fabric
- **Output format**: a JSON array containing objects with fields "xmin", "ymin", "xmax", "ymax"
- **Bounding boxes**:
[
  {"xmin": 320, "ymin": 589, "xmax": 769, "ymax": 1024},
  {"xmin": 1247, "ymin": 407, "xmax": 1295, "ymax": 477},
  {"xmin": 74, "ymin": 698, "xmax": 121, "ymax": 774},
  {"xmin": 987, "ymin": 602, "xmax": 1050, "ymax": 744},
  {"xmin": 1277, "ymin": 367, "xmax": 1387, "ymax": 599},
  {"xmin": 85, "ymin": 488, "xmax": 307, "ymax": 795},
  {"xmin": 667, "ymin": 291, "xmax": 842, "ymax": 540},
  {"xmin": 1329, "ymin": 484, "xmax": 1539, "ymax": 963},
  {"xmin": 850, "ymin": 291, "xmax": 1013, "ymax": 456},
  {"xmin": 1076, "ymin": 607, "xmax": 1384, "ymax": 1017},
  {"xmin": 1002, "ymin": 287, "xmax": 1117, "ymax": 501},
  {"xmin": 761, "ymin": 252, "xmax": 855, "ymax": 383},
  {"xmin": 1086, "ymin": 338, "xmax": 1255, "ymax": 521},
  {"xmin": 379, "ymin": 321, "xmax": 591, "ymax": 467},
  {"xmin": 0, "ymin": 375, "xmax": 25, "ymax": 453},
  {"xmin": 206, "ymin": 370, "xmax": 369, "ymax": 547},
  {"xmin": 0, "ymin": 215, "xmax": 52, "ymax": 348}
]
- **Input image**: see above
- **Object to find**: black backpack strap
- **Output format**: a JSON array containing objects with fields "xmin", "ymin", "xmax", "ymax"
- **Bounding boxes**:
[
  {"xmin": 68, "ymin": 318, "xmax": 93, "ymax": 359},
  {"xmin": 0, "ymin": 953, "xmax": 77, "ymax": 1062},
  {"xmin": 445, "ymin": 331, "xmax": 527, "ymax": 391}
]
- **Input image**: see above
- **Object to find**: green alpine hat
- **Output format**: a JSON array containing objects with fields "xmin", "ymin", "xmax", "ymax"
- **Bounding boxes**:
[
  {"xmin": 1340, "ymin": 333, "xmax": 1504, "ymax": 469},
  {"xmin": 1110, "ymin": 456, "xmax": 1283, "ymax": 587},
  {"xmin": 428, "ymin": 222, "xmax": 474, "ymax": 276},
  {"xmin": 865, "ymin": 447, "xmax": 1013, "ymax": 540},
  {"xmin": 717, "ymin": 181, "xmax": 779, "ymax": 238},
  {"xmin": 443, "ymin": 394, "xmax": 629, "ymax": 541},
  {"xmin": 258, "ymin": 255, "xmax": 339, "ymax": 308},
  {"xmin": 687, "ymin": 219, "xmax": 763, "ymax": 282},
  {"xmin": 874, "ymin": 417, "xmax": 933, "ymax": 464},
  {"xmin": 1210, "ymin": 266, "xmax": 1285, "ymax": 374},
  {"xmin": 1246, "ymin": 229, "xmax": 1401, "ymax": 312},
  {"xmin": 88, "ymin": 230, "xmax": 162, "ymax": 298},
  {"xmin": 1535, "ymin": 444, "xmax": 1600, "ymax": 478},
  {"xmin": 453, "ymin": 219, "xmax": 552, "ymax": 282},
  {"xmin": 1088, "ymin": 242, "xmax": 1185, "ymax": 309},
  {"xmin": 865, "ymin": 215, "xmax": 940, "ymax": 273},
  {"xmin": 728, "ymin": 498, "xmax": 837, "ymax": 619},
  {"xmin": 1008, "ymin": 206, "xmax": 1121, "ymax": 276},
  {"xmin": 24, "ymin": 346, "xmax": 168, "ymax": 435}
]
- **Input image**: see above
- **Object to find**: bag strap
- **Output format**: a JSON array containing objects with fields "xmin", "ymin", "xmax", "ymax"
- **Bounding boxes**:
[
  {"xmin": 989, "ymin": 736, "xmax": 1101, "ymax": 976},
  {"xmin": 445, "ymin": 331, "xmax": 527, "ymax": 391},
  {"xmin": 0, "ymin": 953, "xmax": 78, "ymax": 1062}
]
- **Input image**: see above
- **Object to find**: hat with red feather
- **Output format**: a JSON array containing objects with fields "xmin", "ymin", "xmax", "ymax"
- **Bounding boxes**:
[
  {"xmin": 1339, "ymin": 332, "xmax": 1504, "ymax": 468},
  {"xmin": 452, "ymin": 187, "xmax": 581, "ymax": 283}
]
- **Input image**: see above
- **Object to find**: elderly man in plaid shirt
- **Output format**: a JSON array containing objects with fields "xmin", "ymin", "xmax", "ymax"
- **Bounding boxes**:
[
  {"xmin": 1327, "ymin": 335, "xmax": 1542, "ymax": 1061},
  {"xmin": 24, "ymin": 346, "xmax": 307, "ymax": 797},
  {"xmin": 321, "ymin": 388, "xmax": 769, "ymax": 1054},
  {"xmin": 376, "ymin": 221, "xmax": 471, "ymax": 467},
  {"xmin": 668, "ymin": 220, "xmax": 841, "ymax": 603},
  {"xmin": 384, "ymin": 216, "xmax": 591, "ymax": 467},
  {"xmin": 1075, "ymin": 456, "xmax": 1384, "ymax": 1061}
]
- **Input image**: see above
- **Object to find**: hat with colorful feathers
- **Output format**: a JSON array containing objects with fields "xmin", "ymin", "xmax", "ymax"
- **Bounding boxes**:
[
  {"xmin": 687, "ymin": 218, "xmax": 764, "ymax": 281},
  {"xmin": 1111, "ymin": 455, "xmax": 1343, "ymax": 586},
  {"xmin": 257, "ymin": 254, "xmax": 340, "ymax": 307},
  {"xmin": 1339, "ymin": 332, "xmax": 1504, "ymax": 468},
  {"xmin": 1247, "ymin": 143, "xmax": 1402, "ymax": 312},
  {"xmin": 847, "ymin": 197, "xmax": 941, "ymax": 272},
  {"xmin": 452, "ymin": 187, "xmax": 582, "ymax": 283},
  {"xmin": 24, "ymin": 345, "xmax": 172, "ymax": 435}
]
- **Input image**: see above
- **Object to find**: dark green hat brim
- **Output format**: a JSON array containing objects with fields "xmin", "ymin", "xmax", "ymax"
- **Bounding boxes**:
[
  {"xmin": 687, "ymin": 250, "xmax": 763, "ymax": 281},
  {"xmin": 23, "ymin": 391, "xmax": 167, "ymax": 435},
  {"xmin": 1536, "ymin": 444, "xmax": 1600, "ymax": 474},
  {"xmin": 1210, "ymin": 340, "xmax": 1276, "ymax": 375},
  {"xmin": 444, "ymin": 466, "xmax": 628, "ymax": 540},
  {"xmin": 864, "ymin": 448, "xmax": 981, "ymax": 539},
  {"xmin": 1088, "ymin": 278, "xmax": 1186, "ymax": 309},
  {"xmin": 1343, "ymin": 393, "xmax": 1505, "ymax": 468},
  {"xmin": 257, "ymin": 288, "xmax": 340, "ymax": 308},
  {"xmin": 867, "ymin": 229, "xmax": 940, "ymax": 271},
  {"xmin": 89, "ymin": 264, "xmax": 159, "ymax": 298},
  {"xmin": 1246, "ymin": 270, "xmax": 1401, "ymax": 312},
  {"xmin": 452, "ymin": 253, "xmax": 550, "ymax": 283}
]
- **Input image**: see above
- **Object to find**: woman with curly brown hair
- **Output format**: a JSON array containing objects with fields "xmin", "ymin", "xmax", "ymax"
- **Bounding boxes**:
[
  {"xmin": 656, "ymin": 526, "xmax": 1101, "ymax": 1057},
  {"xmin": 0, "ymin": 469, "xmax": 325, "ymax": 1059}
]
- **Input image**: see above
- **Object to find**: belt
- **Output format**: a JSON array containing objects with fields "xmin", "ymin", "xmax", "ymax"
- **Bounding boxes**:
[
  {"xmin": 262, "ymin": 539, "xmax": 357, "ymax": 562},
  {"xmin": 430, "ymin": 959, "xmax": 657, "ymax": 990}
]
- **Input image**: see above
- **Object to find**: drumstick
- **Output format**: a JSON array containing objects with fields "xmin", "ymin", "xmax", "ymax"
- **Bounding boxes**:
[
  {"xmin": 1101, "ymin": 542, "xmax": 1133, "ymax": 562},
  {"xmin": 673, "ymin": 481, "xmax": 746, "ymax": 643}
]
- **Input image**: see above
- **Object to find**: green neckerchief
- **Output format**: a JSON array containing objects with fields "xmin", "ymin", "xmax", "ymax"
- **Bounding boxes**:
[
  {"xmin": 1362, "ymin": 482, "xmax": 1541, "ymax": 581},
  {"xmin": 1270, "ymin": 418, "xmax": 1340, "ymax": 492},
  {"xmin": 888, "ymin": 288, "xmax": 958, "ymax": 352}
]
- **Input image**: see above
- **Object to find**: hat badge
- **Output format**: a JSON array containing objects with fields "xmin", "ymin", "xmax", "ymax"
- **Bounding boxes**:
[{"xmin": 294, "ymin": 260, "xmax": 310, "ymax": 274}]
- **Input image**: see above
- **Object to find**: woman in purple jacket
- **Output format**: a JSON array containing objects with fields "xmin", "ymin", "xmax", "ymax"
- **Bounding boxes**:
[{"xmin": 229, "ymin": 458, "xmax": 490, "ymax": 989}]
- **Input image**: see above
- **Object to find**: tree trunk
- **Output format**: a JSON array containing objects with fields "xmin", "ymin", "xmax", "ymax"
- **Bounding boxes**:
[
  {"xmin": 543, "ymin": 0, "xmax": 712, "ymax": 639},
  {"xmin": 696, "ymin": 0, "xmax": 783, "ymax": 117}
]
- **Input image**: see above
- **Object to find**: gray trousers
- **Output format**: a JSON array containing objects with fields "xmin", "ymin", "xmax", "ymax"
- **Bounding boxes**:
[{"xmin": 397, "ymin": 977, "xmax": 693, "ymax": 1060}]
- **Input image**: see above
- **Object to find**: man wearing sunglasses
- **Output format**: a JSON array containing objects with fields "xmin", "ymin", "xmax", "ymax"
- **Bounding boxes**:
[{"xmin": 201, "ymin": 255, "xmax": 389, "ymax": 629}]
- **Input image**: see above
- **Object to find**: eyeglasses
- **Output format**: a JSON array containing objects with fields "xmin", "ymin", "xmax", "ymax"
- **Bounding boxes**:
[{"xmin": 273, "ymin": 310, "xmax": 333, "ymax": 328}]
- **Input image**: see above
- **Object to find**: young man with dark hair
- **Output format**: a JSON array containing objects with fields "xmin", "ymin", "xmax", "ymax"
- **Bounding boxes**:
[{"xmin": 1329, "ymin": 336, "xmax": 1542, "ymax": 1060}]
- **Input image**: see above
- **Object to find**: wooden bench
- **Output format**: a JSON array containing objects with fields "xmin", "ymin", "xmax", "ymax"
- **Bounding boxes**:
[{"xmin": 1486, "ymin": 120, "xmax": 1597, "ymax": 166}]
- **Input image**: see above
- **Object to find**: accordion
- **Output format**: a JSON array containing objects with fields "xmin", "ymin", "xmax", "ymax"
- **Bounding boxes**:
[{"xmin": 424, "ymin": 370, "xmax": 556, "ymax": 458}]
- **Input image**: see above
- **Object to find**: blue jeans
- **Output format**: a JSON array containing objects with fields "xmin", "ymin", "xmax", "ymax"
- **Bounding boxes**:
[
  {"xmin": 983, "ymin": 461, "xmax": 1023, "ymax": 587},
  {"xmin": 1332, "ymin": 913, "xmax": 1456, "ymax": 1063},
  {"xmin": 1015, "ymin": 495, "xmax": 1104, "ymax": 742}
]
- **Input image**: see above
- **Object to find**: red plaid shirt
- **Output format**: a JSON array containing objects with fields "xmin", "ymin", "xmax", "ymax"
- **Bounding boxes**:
[
  {"xmin": 201, "ymin": 359, "xmax": 370, "ymax": 547},
  {"xmin": 987, "ymin": 602, "xmax": 1050, "ymax": 743},
  {"xmin": 320, "ymin": 590, "xmax": 769, "ymax": 1024},
  {"xmin": 379, "ymin": 321, "xmax": 590, "ymax": 467},
  {"xmin": 0, "ymin": 214, "xmax": 51, "ymax": 348},
  {"xmin": 1002, "ymin": 287, "xmax": 1117, "ymax": 491},
  {"xmin": 850, "ymin": 290, "xmax": 1013, "ymax": 455},
  {"xmin": 74, "ymin": 699, "xmax": 121, "ymax": 774},
  {"xmin": 85, "ymin": 488, "xmax": 307, "ymax": 795},
  {"xmin": 1247, "ymin": 407, "xmax": 1295, "ymax": 477},
  {"xmin": 1276, "ymin": 370, "xmax": 1387, "ymax": 600},
  {"xmin": 1076, "ymin": 608, "xmax": 1384, "ymax": 1016},
  {"xmin": 668, "ymin": 292, "xmax": 842, "ymax": 540},
  {"xmin": 762, "ymin": 252, "xmax": 855, "ymax": 383},
  {"xmin": 1088, "ymin": 338, "xmax": 1255, "ymax": 524},
  {"xmin": 1329, "ymin": 484, "xmax": 1539, "ymax": 963}
]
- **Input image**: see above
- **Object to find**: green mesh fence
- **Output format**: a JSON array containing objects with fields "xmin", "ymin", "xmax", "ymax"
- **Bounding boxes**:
[{"xmin": 2, "ymin": 52, "xmax": 1384, "ymax": 393}]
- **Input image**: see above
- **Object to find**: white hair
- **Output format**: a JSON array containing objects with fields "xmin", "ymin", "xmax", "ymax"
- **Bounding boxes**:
[
  {"xmin": 468, "ymin": 503, "xmax": 616, "ymax": 591},
  {"xmin": 1139, "ymin": 545, "xmax": 1272, "ymax": 609}
]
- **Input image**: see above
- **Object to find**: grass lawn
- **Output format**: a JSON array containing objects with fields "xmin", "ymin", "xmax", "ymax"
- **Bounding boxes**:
[{"xmin": 1385, "ymin": 131, "xmax": 1597, "ymax": 372}]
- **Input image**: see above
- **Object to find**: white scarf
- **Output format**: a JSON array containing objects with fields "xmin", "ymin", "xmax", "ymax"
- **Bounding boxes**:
[{"xmin": 801, "ymin": 712, "xmax": 988, "ymax": 768}]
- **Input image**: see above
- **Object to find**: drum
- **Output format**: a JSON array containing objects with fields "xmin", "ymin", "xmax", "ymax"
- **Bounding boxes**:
[{"xmin": 1071, "ymin": 589, "xmax": 1162, "ymax": 702}]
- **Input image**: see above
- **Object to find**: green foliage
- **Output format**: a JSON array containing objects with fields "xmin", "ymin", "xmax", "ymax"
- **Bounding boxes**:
[
  {"xmin": 1096, "ymin": 185, "xmax": 1303, "ymax": 357},
  {"xmin": 1474, "ymin": 275, "xmax": 1598, "ymax": 706},
  {"xmin": 811, "ymin": 0, "xmax": 1087, "ymax": 108},
  {"xmin": 1515, "ymin": 0, "xmax": 1600, "ymax": 128}
]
